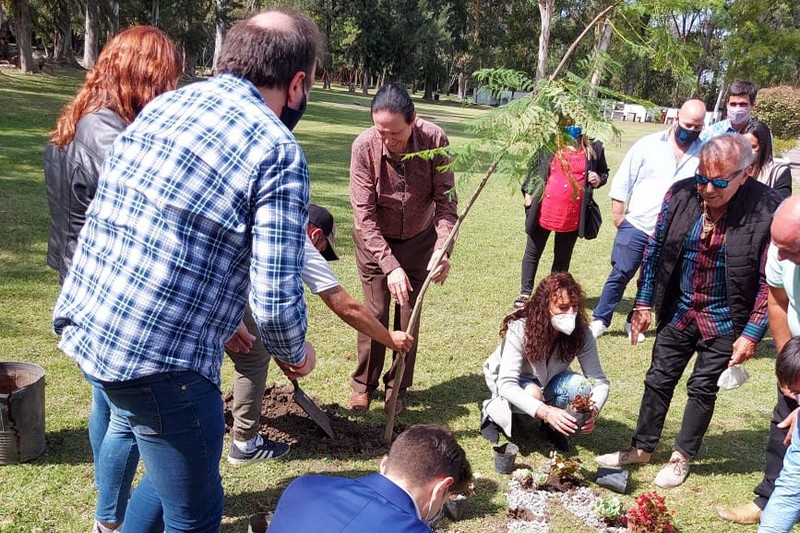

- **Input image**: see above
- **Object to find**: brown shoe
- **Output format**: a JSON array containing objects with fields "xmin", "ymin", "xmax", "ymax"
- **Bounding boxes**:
[
  {"xmin": 717, "ymin": 501, "xmax": 762, "ymax": 524},
  {"xmin": 595, "ymin": 446, "xmax": 652, "ymax": 467},
  {"xmin": 349, "ymin": 391, "xmax": 370, "ymax": 411}
]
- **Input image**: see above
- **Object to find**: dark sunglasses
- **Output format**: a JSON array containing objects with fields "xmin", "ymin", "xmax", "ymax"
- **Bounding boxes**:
[{"xmin": 694, "ymin": 169, "xmax": 744, "ymax": 189}]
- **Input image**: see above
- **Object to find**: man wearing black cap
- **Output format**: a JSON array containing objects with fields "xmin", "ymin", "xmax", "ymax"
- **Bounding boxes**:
[{"xmin": 225, "ymin": 204, "xmax": 414, "ymax": 465}]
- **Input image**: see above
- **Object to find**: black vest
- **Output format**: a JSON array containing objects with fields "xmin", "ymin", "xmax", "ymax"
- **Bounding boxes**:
[{"xmin": 652, "ymin": 177, "xmax": 780, "ymax": 337}]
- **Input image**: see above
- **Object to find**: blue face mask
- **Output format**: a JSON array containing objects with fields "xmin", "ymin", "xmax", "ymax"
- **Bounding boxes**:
[{"xmin": 565, "ymin": 125, "xmax": 582, "ymax": 140}]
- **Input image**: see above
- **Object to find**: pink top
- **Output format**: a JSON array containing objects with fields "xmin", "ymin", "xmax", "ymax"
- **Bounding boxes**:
[{"xmin": 539, "ymin": 148, "xmax": 586, "ymax": 232}]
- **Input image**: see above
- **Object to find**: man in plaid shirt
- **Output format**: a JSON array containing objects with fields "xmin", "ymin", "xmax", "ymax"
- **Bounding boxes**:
[{"xmin": 53, "ymin": 10, "xmax": 321, "ymax": 532}]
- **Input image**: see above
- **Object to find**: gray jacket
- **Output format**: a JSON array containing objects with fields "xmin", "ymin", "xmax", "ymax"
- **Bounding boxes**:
[{"xmin": 45, "ymin": 109, "xmax": 125, "ymax": 283}]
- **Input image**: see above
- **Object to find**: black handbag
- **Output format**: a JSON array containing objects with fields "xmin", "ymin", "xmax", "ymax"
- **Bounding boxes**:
[{"xmin": 580, "ymin": 185, "xmax": 602, "ymax": 240}]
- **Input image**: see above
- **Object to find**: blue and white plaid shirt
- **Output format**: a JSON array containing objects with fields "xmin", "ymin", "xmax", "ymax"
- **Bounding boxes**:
[{"xmin": 53, "ymin": 74, "xmax": 309, "ymax": 387}]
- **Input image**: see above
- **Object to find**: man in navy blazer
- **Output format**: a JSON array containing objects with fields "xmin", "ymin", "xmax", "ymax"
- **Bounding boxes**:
[{"xmin": 267, "ymin": 425, "xmax": 472, "ymax": 532}]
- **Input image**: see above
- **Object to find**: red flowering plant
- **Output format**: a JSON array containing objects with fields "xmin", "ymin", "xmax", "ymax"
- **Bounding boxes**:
[{"xmin": 622, "ymin": 491, "xmax": 675, "ymax": 533}]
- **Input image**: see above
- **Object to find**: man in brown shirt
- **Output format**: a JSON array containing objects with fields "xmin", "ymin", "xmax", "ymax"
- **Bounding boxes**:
[{"xmin": 349, "ymin": 83, "xmax": 458, "ymax": 415}]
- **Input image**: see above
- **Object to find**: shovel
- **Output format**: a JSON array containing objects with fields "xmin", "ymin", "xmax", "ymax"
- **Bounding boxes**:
[{"xmin": 291, "ymin": 379, "xmax": 335, "ymax": 438}]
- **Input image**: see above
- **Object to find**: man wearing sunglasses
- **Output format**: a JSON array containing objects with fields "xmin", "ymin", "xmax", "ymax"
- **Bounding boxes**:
[{"xmin": 597, "ymin": 134, "xmax": 780, "ymax": 489}]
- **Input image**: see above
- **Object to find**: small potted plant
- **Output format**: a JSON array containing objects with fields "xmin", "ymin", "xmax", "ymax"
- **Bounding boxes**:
[
  {"xmin": 623, "ymin": 491, "xmax": 675, "ymax": 533},
  {"xmin": 593, "ymin": 496, "xmax": 625, "ymax": 526},
  {"xmin": 564, "ymin": 391, "xmax": 594, "ymax": 432}
]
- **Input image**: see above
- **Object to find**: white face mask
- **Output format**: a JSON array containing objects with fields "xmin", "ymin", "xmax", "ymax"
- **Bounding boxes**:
[
  {"xmin": 423, "ymin": 483, "xmax": 448, "ymax": 526},
  {"xmin": 727, "ymin": 105, "xmax": 751, "ymax": 126},
  {"xmin": 551, "ymin": 312, "xmax": 577, "ymax": 335}
]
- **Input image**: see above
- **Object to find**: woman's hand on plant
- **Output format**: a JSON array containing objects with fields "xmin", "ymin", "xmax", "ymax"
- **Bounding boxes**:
[
  {"xmin": 544, "ymin": 405, "xmax": 577, "ymax": 436},
  {"xmin": 581, "ymin": 406, "xmax": 598, "ymax": 435}
]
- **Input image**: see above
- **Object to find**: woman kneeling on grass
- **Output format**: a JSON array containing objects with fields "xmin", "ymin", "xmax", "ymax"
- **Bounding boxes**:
[{"xmin": 481, "ymin": 272, "xmax": 610, "ymax": 449}]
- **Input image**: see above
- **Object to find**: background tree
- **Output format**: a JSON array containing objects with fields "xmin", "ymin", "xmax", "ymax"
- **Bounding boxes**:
[{"xmin": 12, "ymin": 0, "xmax": 37, "ymax": 71}]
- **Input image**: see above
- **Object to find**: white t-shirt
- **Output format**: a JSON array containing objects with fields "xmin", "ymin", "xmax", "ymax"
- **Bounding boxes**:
[
  {"xmin": 302, "ymin": 237, "xmax": 339, "ymax": 294},
  {"xmin": 766, "ymin": 243, "xmax": 800, "ymax": 336},
  {"xmin": 608, "ymin": 128, "xmax": 701, "ymax": 236}
]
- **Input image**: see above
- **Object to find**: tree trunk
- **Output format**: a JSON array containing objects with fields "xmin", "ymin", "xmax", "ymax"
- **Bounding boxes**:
[
  {"xmin": 212, "ymin": 0, "xmax": 227, "ymax": 72},
  {"xmin": 12, "ymin": 0, "xmax": 38, "ymax": 72},
  {"xmin": 458, "ymin": 71, "xmax": 467, "ymax": 100},
  {"xmin": 535, "ymin": 0, "xmax": 555, "ymax": 80},
  {"xmin": 0, "ymin": 2, "xmax": 10, "ymax": 60},
  {"xmin": 83, "ymin": 2, "xmax": 99, "ymax": 68},
  {"xmin": 423, "ymin": 76, "xmax": 434, "ymax": 100},
  {"xmin": 52, "ymin": 0, "xmax": 77, "ymax": 65},
  {"xmin": 361, "ymin": 69, "xmax": 369, "ymax": 95},
  {"xmin": 151, "ymin": 0, "xmax": 160, "ymax": 27},
  {"xmin": 108, "ymin": 0, "xmax": 119, "ymax": 35},
  {"xmin": 694, "ymin": 13, "xmax": 714, "ymax": 93},
  {"xmin": 589, "ymin": 15, "xmax": 614, "ymax": 97}
]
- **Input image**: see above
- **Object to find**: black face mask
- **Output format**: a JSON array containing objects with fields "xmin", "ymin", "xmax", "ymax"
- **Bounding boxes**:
[
  {"xmin": 675, "ymin": 124, "xmax": 701, "ymax": 147},
  {"xmin": 279, "ymin": 94, "xmax": 307, "ymax": 132}
]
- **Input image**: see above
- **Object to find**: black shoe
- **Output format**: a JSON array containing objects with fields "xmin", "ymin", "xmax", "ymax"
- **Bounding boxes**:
[
  {"xmin": 541, "ymin": 421, "xmax": 569, "ymax": 452},
  {"xmin": 513, "ymin": 294, "xmax": 529, "ymax": 310},
  {"xmin": 227, "ymin": 435, "xmax": 290, "ymax": 466}
]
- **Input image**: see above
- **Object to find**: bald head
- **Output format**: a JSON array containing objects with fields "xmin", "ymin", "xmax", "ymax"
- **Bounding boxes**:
[
  {"xmin": 772, "ymin": 197, "xmax": 800, "ymax": 264},
  {"xmin": 678, "ymin": 99, "xmax": 706, "ymax": 126},
  {"xmin": 248, "ymin": 10, "xmax": 295, "ymax": 30}
]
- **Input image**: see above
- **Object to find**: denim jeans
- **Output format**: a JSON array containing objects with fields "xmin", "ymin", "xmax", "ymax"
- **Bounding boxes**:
[
  {"xmin": 759, "ymin": 411, "xmax": 800, "ymax": 532},
  {"xmin": 88, "ymin": 371, "xmax": 225, "ymax": 533},
  {"xmin": 592, "ymin": 220, "xmax": 650, "ymax": 326},
  {"xmin": 542, "ymin": 371, "xmax": 591, "ymax": 408},
  {"xmin": 89, "ymin": 386, "xmax": 139, "ymax": 525}
]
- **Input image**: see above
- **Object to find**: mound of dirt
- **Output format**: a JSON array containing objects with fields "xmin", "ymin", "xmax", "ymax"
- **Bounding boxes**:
[{"xmin": 223, "ymin": 383, "xmax": 405, "ymax": 455}]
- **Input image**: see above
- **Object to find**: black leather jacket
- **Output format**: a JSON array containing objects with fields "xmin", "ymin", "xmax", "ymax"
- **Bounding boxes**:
[{"xmin": 45, "ymin": 109, "xmax": 125, "ymax": 283}]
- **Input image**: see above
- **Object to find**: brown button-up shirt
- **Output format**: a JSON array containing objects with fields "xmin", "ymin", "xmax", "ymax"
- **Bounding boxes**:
[{"xmin": 350, "ymin": 117, "xmax": 458, "ymax": 274}]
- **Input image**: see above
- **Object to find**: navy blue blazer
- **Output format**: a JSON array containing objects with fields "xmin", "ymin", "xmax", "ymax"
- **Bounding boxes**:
[{"xmin": 267, "ymin": 473, "xmax": 430, "ymax": 533}]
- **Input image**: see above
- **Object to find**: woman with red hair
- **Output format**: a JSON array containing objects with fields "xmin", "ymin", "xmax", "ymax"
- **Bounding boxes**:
[
  {"xmin": 482, "ymin": 272, "xmax": 610, "ymax": 450},
  {"xmin": 44, "ymin": 25, "xmax": 180, "ymax": 533}
]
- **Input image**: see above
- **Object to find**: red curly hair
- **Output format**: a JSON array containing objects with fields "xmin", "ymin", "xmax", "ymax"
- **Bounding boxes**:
[
  {"xmin": 501, "ymin": 272, "xmax": 589, "ymax": 364},
  {"xmin": 51, "ymin": 26, "xmax": 181, "ymax": 147}
]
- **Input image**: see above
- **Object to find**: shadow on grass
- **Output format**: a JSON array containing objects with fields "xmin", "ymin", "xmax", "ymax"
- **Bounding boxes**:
[
  {"xmin": 410, "ymin": 373, "xmax": 488, "ymax": 424},
  {"xmin": 36, "ymin": 426, "xmax": 93, "ymax": 466}
]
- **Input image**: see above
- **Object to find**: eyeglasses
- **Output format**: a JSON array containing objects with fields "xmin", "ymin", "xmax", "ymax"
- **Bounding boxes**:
[
  {"xmin": 694, "ymin": 168, "xmax": 745, "ymax": 189},
  {"xmin": 394, "ymin": 162, "xmax": 406, "ymax": 193}
]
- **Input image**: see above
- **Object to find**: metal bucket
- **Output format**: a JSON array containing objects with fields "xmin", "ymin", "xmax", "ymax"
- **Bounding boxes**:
[{"xmin": 0, "ymin": 362, "xmax": 46, "ymax": 464}]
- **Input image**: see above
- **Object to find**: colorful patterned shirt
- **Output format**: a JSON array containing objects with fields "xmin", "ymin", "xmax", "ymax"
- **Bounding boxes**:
[
  {"xmin": 635, "ymin": 189, "xmax": 769, "ymax": 342},
  {"xmin": 53, "ymin": 74, "xmax": 310, "ymax": 387}
]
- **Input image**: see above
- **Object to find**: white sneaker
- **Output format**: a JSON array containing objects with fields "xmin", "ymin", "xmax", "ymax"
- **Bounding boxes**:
[
  {"xmin": 595, "ymin": 446, "xmax": 652, "ymax": 467},
  {"xmin": 625, "ymin": 322, "xmax": 646, "ymax": 343},
  {"xmin": 654, "ymin": 451, "xmax": 690, "ymax": 488},
  {"xmin": 589, "ymin": 320, "xmax": 607, "ymax": 339}
]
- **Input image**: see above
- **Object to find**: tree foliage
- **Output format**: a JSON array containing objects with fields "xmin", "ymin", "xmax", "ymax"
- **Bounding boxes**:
[{"xmin": 1, "ymin": 0, "xmax": 798, "ymax": 107}]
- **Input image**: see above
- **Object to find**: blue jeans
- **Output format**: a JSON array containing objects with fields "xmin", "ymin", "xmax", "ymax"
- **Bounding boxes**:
[
  {"xmin": 759, "ymin": 415, "xmax": 800, "ymax": 532},
  {"xmin": 542, "ymin": 371, "xmax": 591, "ymax": 408},
  {"xmin": 89, "ymin": 387, "xmax": 139, "ymax": 525},
  {"xmin": 592, "ymin": 220, "xmax": 650, "ymax": 326},
  {"xmin": 88, "ymin": 371, "xmax": 224, "ymax": 533}
]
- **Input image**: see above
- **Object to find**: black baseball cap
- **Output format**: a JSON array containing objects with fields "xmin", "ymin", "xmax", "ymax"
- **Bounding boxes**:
[{"xmin": 308, "ymin": 204, "xmax": 339, "ymax": 261}]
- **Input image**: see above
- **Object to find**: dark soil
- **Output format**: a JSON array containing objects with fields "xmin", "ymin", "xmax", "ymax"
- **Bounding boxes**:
[
  {"xmin": 542, "ymin": 474, "xmax": 584, "ymax": 492},
  {"xmin": 508, "ymin": 507, "xmax": 549, "ymax": 522},
  {"xmin": 223, "ymin": 383, "xmax": 405, "ymax": 455}
]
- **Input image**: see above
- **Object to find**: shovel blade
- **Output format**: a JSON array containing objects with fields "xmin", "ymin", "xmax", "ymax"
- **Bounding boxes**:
[{"xmin": 291, "ymin": 379, "xmax": 336, "ymax": 438}]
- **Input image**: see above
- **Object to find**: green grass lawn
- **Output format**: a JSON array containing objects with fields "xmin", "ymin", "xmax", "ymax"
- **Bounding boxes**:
[{"xmin": 0, "ymin": 67, "xmax": 783, "ymax": 532}]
